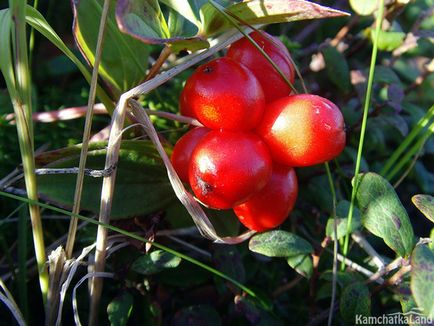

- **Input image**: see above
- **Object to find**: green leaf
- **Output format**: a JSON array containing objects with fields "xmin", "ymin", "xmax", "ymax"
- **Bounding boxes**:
[
  {"xmin": 326, "ymin": 201, "xmax": 361, "ymax": 240},
  {"xmin": 373, "ymin": 66, "xmax": 402, "ymax": 85},
  {"xmin": 287, "ymin": 254, "xmax": 313, "ymax": 278},
  {"xmin": 349, "ymin": 0, "xmax": 377, "ymax": 16},
  {"xmin": 376, "ymin": 30, "xmax": 406, "ymax": 51},
  {"xmin": 132, "ymin": 250, "xmax": 181, "ymax": 275},
  {"xmin": 249, "ymin": 230, "xmax": 313, "ymax": 258},
  {"xmin": 412, "ymin": 194, "xmax": 434, "ymax": 223},
  {"xmin": 0, "ymin": 9, "xmax": 17, "ymax": 98},
  {"xmin": 356, "ymin": 173, "xmax": 414, "ymax": 257},
  {"xmin": 200, "ymin": 0, "xmax": 349, "ymax": 37},
  {"xmin": 107, "ymin": 292, "xmax": 134, "ymax": 326},
  {"xmin": 411, "ymin": 244, "xmax": 434, "ymax": 318},
  {"xmin": 321, "ymin": 46, "xmax": 351, "ymax": 93},
  {"xmin": 171, "ymin": 305, "xmax": 222, "ymax": 326},
  {"xmin": 72, "ymin": 0, "xmax": 150, "ymax": 95},
  {"xmin": 34, "ymin": 141, "xmax": 176, "ymax": 219},
  {"xmin": 340, "ymin": 282, "xmax": 371, "ymax": 323},
  {"xmin": 116, "ymin": 0, "xmax": 208, "ymax": 53},
  {"xmin": 24, "ymin": 6, "xmax": 114, "ymax": 111}
]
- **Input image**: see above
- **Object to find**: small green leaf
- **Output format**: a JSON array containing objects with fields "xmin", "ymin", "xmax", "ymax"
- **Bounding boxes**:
[
  {"xmin": 373, "ymin": 66, "xmax": 402, "ymax": 85},
  {"xmin": 249, "ymin": 230, "xmax": 313, "ymax": 257},
  {"xmin": 376, "ymin": 30, "xmax": 406, "ymax": 51},
  {"xmin": 326, "ymin": 201, "xmax": 361, "ymax": 240},
  {"xmin": 340, "ymin": 282, "xmax": 371, "ymax": 323},
  {"xmin": 287, "ymin": 254, "xmax": 313, "ymax": 278},
  {"xmin": 349, "ymin": 0, "xmax": 377, "ymax": 16},
  {"xmin": 321, "ymin": 46, "xmax": 351, "ymax": 93},
  {"xmin": 72, "ymin": 0, "xmax": 150, "ymax": 95},
  {"xmin": 132, "ymin": 250, "xmax": 181, "ymax": 275},
  {"xmin": 412, "ymin": 195, "xmax": 434, "ymax": 223},
  {"xmin": 107, "ymin": 292, "xmax": 134, "ymax": 326},
  {"xmin": 201, "ymin": 0, "xmax": 349, "ymax": 36},
  {"xmin": 411, "ymin": 244, "xmax": 434, "ymax": 318},
  {"xmin": 116, "ymin": 0, "xmax": 208, "ymax": 53},
  {"xmin": 356, "ymin": 173, "xmax": 414, "ymax": 257}
]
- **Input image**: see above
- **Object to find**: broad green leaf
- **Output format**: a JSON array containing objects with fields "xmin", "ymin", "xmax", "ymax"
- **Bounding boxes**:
[
  {"xmin": 201, "ymin": 0, "xmax": 349, "ymax": 36},
  {"xmin": 349, "ymin": 0, "xmax": 377, "ymax": 16},
  {"xmin": 326, "ymin": 201, "xmax": 361, "ymax": 240},
  {"xmin": 171, "ymin": 305, "xmax": 222, "ymax": 326},
  {"xmin": 340, "ymin": 282, "xmax": 371, "ymax": 323},
  {"xmin": 249, "ymin": 230, "xmax": 313, "ymax": 257},
  {"xmin": 116, "ymin": 0, "xmax": 208, "ymax": 53},
  {"xmin": 107, "ymin": 292, "xmax": 134, "ymax": 326},
  {"xmin": 34, "ymin": 141, "xmax": 176, "ymax": 219},
  {"xmin": 321, "ymin": 46, "xmax": 351, "ymax": 93},
  {"xmin": 287, "ymin": 254, "xmax": 313, "ymax": 278},
  {"xmin": 373, "ymin": 66, "xmax": 402, "ymax": 85},
  {"xmin": 72, "ymin": 0, "xmax": 150, "ymax": 95},
  {"xmin": 376, "ymin": 30, "xmax": 406, "ymax": 51},
  {"xmin": 356, "ymin": 173, "xmax": 414, "ymax": 257},
  {"xmin": 411, "ymin": 244, "xmax": 434, "ymax": 318},
  {"xmin": 412, "ymin": 194, "xmax": 434, "ymax": 223},
  {"xmin": 132, "ymin": 250, "xmax": 181, "ymax": 275},
  {"xmin": 24, "ymin": 6, "xmax": 114, "ymax": 111},
  {"xmin": 160, "ymin": 0, "xmax": 203, "ymax": 28}
]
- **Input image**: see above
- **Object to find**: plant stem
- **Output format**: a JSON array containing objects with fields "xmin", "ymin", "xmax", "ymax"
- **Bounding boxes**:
[
  {"xmin": 381, "ymin": 104, "xmax": 433, "ymax": 177},
  {"xmin": 341, "ymin": 0, "xmax": 385, "ymax": 270},
  {"xmin": 17, "ymin": 206, "xmax": 28, "ymax": 322},
  {"xmin": 325, "ymin": 162, "xmax": 338, "ymax": 326},
  {"xmin": 65, "ymin": 0, "xmax": 110, "ymax": 260},
  {"xmin": 9, "ymin": 0, "xmax": 48, "ymax": 303},
  {"xmin": 0, "ymin": 190, "xmax": 261, "ymax": 302}
]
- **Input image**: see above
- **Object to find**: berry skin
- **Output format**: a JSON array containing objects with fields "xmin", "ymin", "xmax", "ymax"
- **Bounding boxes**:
[
  {"xmin": 171, "ymin": 127, "xmax": 210, "ymax": 183},
  {"xmin": 179, "ymin": 57, "xmax": 265, "ymax": 131},
  {"xmin": 189, "ymin": 130, "xmax": 272, "ymax": 210},
  {"xmin": 256, "ymin": 94, "xmax": 346, "ymax": 167},
  {"xmin": 233, "ymin": 164, "xmax": 298, "ymax": 232},
  {"xmin": 227, "ymin": 31, "xmax": 295, "ymax": 103}
]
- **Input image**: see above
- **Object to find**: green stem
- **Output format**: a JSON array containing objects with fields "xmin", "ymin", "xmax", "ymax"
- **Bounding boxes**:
[
  {"xmin": 325, "ymin": 162, "xmax": 338, "ymax": 326},
  {"xmin": 28, "ymin": 0, "xmax": 38, "ymax": 67},
  {"xmin": 0, "ymin": 190, "xmax": 260, "ymax": 302},
  {"xmin": 380, "ymin": 104, "xmax": 434, "ymax": 177},
  {"xmin": 18, "ymin": 206, "xmax": 28, "ymax": 322},
  {"xmin": 341, "ymin": 0, "xmax": 385, "ymax": 270},
  {"xmin": 9, "ymin": 0, "xmax": 48, "ymax": 303},
  {"xmin": 386, "ymin": 124, "xmax": 433, "ymax": 180}
]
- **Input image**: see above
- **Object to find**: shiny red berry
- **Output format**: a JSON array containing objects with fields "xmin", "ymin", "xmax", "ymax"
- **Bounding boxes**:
[
  {"xmin": 179, "ymin": 57, "xmax": 265, "ymax": 131},
  {"xmin": 227, "ymin": 31, "xmax": 295, "ymax": 103},
  {"xmin": 256, "ymin": 94, "xmax": 346, "ymax": 167},
  {"xmin": 233, "ymin": 164, "xmax": 298, "ymax": 232},
  {"xmin": 189, "ymin": 130, "xmax": 272, "ymax": 209},
  {"xmin": 171, "ymin": 127, "xmax": 210, "ymax": 183}
]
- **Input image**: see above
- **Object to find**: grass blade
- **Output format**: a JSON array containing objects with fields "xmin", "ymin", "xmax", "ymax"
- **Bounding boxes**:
[{"xmin": 341, "ymin": 0, "xmax": 385, "ymax": 269}]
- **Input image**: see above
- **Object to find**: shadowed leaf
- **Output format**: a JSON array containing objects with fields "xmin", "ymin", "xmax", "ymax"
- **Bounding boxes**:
[
  {"xmin": 287, "ymin": 254, "xmax": 313, "ymax": 278},
  {"xmin": 107, "ymin": 292, "xmax": 134, "ymax": 326},
  {"xmin": 411, "ymin": 244, "xmax": 434, "ymax": 318},
  {"xmin": 132, "ymin": 250, "xmax": 181, "ymax": 275},
  {"xmin": 326, "ymin": 200, "xmax": 362, "ymax": 240}
]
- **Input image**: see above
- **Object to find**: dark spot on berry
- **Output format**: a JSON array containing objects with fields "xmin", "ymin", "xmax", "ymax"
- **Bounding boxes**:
[{"xmin": 203, "ymin": 66, "xmax": 213, "ymax": 74}]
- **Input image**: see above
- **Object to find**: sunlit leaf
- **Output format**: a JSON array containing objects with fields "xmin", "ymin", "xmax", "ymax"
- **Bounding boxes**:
[
  {"xmin": 107, "ymin": 292, "xmax": 134, "ymax": 326},
  {"xmin": 356, "ymin": 173, "xmax": 414, "ymax": 257},
  {"xmin": 287, "ymin": 254, "xmax": 313, "ymax": 278},
  {"xmin": 412, "ymin": 194, "xmax": 434, "ymax": 223},
  {"xmin": 249, "ymin": 230, "xmax": 313, "ymax": 257},
  {"xmin": 132, "ymin": 250, "xmax": 181, "ymax": 275}
]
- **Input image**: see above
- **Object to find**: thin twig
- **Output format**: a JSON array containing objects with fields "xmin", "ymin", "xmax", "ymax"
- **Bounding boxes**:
[
  {"xmin": 351, "ymin": 231, "xmax": 386, "ymax": 270},
  {"xmin": 272, "ymin": 275, "xmax": 304, "ymax": 298},
  {"xmin": 65, "ymin": 0, "xmax": 111, "ymax": 260}
]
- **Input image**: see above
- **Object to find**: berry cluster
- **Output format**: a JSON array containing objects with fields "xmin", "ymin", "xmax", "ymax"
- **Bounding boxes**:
[{"xmin": 171, "ymin": 31, "xmax": 346, "ymax": 232}]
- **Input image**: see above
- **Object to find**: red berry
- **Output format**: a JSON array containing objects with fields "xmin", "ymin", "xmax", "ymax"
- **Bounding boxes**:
[
  {"xmin": 189, "ymin": 130, "xmax": 272, "ymax": 209},
  {"xmin": 233, "ymin": 164, "xmax": 298, "ymax": 232},
  {"xmin": 179, "ymin": 57, "xmax": 265, "ymax": 131},
  {"xmin": 171, "ymin": 127, "xmax": 210, "ymax": 183},
  {"xmin": 227, "ymin": 31, "xmax": 295, "ymax": 103},
  {"xmin": 256, "ymin": 94, "xmax": 346, "ymax": 167}
]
